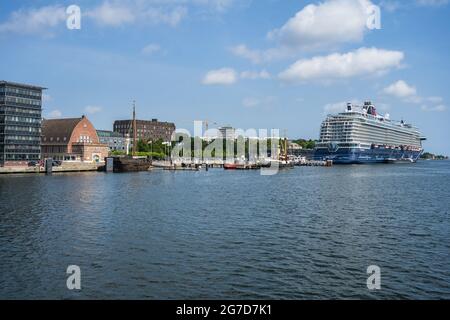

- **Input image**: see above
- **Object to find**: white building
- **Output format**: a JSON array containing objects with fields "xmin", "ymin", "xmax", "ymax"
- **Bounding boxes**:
[{"xmin": 218, "ymin": 126, "xmax": 236, "ymax": 140}]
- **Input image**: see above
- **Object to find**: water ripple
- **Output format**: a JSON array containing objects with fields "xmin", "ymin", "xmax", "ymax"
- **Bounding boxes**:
[{"xmin": 0, "ymin": 162, "xmax": 449, "ymax": 299}]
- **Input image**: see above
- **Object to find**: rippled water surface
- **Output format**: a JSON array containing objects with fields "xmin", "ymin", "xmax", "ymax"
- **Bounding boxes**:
[{"xmin": 1, "ymin": 161, "xmax": 449, "ymax": 299}]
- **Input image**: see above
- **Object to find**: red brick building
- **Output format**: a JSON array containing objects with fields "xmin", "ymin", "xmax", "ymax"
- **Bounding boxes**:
[
  {"xmin": 41, "ymin": 116, "xmax": 109, "ymax": 163},
  {"xmin": 113, "ymin": 119, "xmax": 175, "ymax": 142}
]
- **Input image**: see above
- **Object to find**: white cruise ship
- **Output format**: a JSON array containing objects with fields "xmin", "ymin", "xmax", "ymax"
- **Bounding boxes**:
[{"xmin": 314, "ymin": 101, "xmax": 425, "ymax": 164}]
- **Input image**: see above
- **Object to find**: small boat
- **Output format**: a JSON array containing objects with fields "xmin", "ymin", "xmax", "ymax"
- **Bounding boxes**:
[
  {"xmin": 277, "ymin": 160, "xmax": 295, "ymax": 169},
  {"xmin": 224, "ymin": 163, "xmax": 238, "ymax": 170},
  {"xmin": 112, "ymin": 102, "xmax": 152, "ymax": 173}
]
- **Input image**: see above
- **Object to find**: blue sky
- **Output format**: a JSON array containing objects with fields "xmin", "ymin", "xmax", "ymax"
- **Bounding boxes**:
[{"xmin": 1, "ymin": 0, "xmax": 449, "ymax": 154}]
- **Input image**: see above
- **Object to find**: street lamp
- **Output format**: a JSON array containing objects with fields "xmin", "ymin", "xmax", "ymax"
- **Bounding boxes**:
[{"xmin": 148, "ymin": 140, "xmax": 153, "ymax": 161}]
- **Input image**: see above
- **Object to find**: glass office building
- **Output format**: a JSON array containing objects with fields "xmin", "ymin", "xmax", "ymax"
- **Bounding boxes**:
[
  {"xmin": 0, "ymin": 81, "xmax": 45, "ymax": 166},
  {"xmin": 97, "ymin": 130, "xmax": 128, "ymax": 152}
]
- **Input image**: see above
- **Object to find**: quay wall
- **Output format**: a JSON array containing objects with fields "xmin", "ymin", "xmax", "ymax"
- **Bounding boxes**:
[{"xmin": 0, "ymin": 163, "xmax": 101, "ymax": 175}]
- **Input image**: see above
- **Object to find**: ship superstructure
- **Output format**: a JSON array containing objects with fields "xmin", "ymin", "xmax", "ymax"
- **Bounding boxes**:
[{"xmin": 314, "ymin": 101, "xmax": 425, "ymax": 164}]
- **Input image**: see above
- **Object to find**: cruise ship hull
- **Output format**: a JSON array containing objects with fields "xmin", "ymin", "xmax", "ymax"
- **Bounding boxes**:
[{"xmin": 314, "ymin": 148, "xmax": 422, "ymax": 164}]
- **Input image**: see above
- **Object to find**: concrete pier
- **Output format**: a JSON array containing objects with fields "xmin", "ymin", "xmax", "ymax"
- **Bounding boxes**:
[
  {"xmin": 45, "ymin": 159, "xmax": 53, "ymax": 175},
  {"xmin": 0, "ymin": 163, "xmax": 102, "ymax": 175}
]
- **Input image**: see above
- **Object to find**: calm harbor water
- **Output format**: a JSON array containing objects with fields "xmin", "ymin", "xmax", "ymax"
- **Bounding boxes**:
[{"xmin": 1, "ymin": 161, "xmax": 449, "ymax": 300}]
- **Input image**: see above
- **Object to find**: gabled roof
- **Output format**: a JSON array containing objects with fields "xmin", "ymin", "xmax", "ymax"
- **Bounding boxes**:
[{"xmin": 42, "ymin": 118, "xmax": 82, "ymax": 141}]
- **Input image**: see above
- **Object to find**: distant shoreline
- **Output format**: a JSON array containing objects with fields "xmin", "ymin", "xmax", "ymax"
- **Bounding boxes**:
[{"xmin": 420, "ymin": 152, "xmax": 449, "ymax": 161}]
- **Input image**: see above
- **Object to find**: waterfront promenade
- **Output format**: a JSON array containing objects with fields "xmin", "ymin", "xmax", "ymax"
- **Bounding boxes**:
[{"xmin": 0, "ymin": 163, "xmax": 101, "ymax": 174}]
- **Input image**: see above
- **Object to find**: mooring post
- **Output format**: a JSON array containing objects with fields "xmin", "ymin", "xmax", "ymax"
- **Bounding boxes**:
[
  {"xmin": 45, "ymin": 159, "xmax": 53, "ymax": 175},
  {"xmin": 105, "ymin": 157, "xmax": 114, "ymax": 173}
]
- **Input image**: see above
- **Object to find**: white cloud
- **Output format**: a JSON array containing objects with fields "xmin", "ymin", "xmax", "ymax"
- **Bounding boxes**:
[
  {"xmin": 202, "ymin": 68, "xmax": 237, "ymax": 85},
  {"xmin": 231, "ymin": 0, "xmax": 378, "ymax": 63},
  {"xmin": 143, "ymin": 6, "xmax": 188, "ymax": 27},
  {"xmin": 153, "ymin": 0, "xmax": 236, "ymax": 12},
  {"xmin": 383, "ymin": 80, "xmax": 417, "ymax": 98},
  {"xmin": 404, "ymin": 96, "xmax": 424, "ymax": 104},
  {"xmin": 240, "ymin": 70, "xmax": 271, "ymax": 80},
  {"xmin": 212, "ymin": 0, "xmax": 235, "ymax": 11},
  {"xmin": 0, "ymin": 5, "xmax": 66, "ymax": 36},
  {"xmin": 242, "ymin": 97, "xmax": 260, "ymax": 108},
  {"xmin": 421, "ymin": 104, "xmax": 447, "ymax": 112},
  {"xmin": 48, "ymin": 110, "xmax": 62, "ymax": 118},
  {"xmin": 279, "ymin": 47, "xmax": 404, "ymax": 83},
  {"xmin": 382, "ymin": 81, "xmax": 445, "ymax": 106},
  {"xmin": 230, "ymin": 44, "xmax": 291, "ymax": 64},
  {"xmin": 85, "ymin": 105, "xmax": 103, "ymax": 114},
  {"xmin": 379, "ymin": 0, "xmax": 448, "ymax": 12},
  {"xmin": 0, "ymin": 0, "xmax": 236, "ymax": 35},
  {"xmin": 86, "ymin": 1, "xmax": 187, "ymax": 27},
  {"xmin": 86, "ymin": 0, "xmax": 236, "ymax": 28},
  {"xmin": 268, "ymin": 0, "xmax": 375, "ymax": 51},
  {"xmin": 142, "ymin": 43, "xmax": 161, "ymax": 55},
  {"xmin": 324, "ymin": 99, "xmax": 360, "ymax": 114},
  {"xmin": 230, "ymin": 45, "xmax": 263, "ymax": 64},
  {"xmin": 202, "ymin": 68, "xmax": 271, "ymax": 85},
  {"xmin": 86, "ymin": 2, "xmax": 135, "ymax": 27},
  {"xmin": 379, "ymin": 1, "xmax": 402, "ymax": 12},
  {"xmin": 191, "ymin": 0, "xmax": 236, "ymax": 12},
  {"xmin": 427, "ymin": 96, "xmax": 443, "ymax": 103},
  {"xmin": 146, "ymin": 0, "xmax": 240, "ymax": 13},
  {"xmin": 242, "ymin": 96, "xmax": 277, "ymax": 108}
]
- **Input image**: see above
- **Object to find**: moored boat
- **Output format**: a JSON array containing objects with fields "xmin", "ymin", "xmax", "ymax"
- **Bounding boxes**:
[
  {"xmin": 113, "ymin": 157, "xmax": 152, "ymax": 172},
  {"xmin": 224, "ymin": 163, "xmax": 238, "ymax": 170},
  {"xmin": 314, "ymin": 101, "xmax": 426, "ymax": 164}
]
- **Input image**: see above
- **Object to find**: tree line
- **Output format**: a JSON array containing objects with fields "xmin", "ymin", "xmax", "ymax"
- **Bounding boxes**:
[{"xmin": 110, "ymin": 137, "xmax": 317, "ymax": 159}]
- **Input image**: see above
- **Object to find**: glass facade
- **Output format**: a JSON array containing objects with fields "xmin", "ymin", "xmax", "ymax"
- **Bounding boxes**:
[
  {"xmin": 97, "ymin": 130, "xmax": 127, "ymax": 152},
  {"xmin": 0, "ymin": 81, "xmax": 44, "ymax": 164}
]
